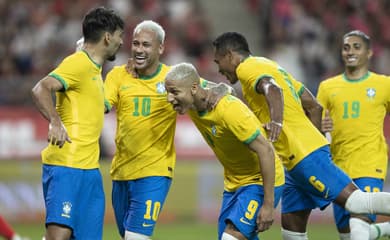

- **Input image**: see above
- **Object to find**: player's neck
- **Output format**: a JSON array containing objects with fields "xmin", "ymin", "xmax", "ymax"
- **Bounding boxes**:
[
  {"xmin": 344, "ymin": 66, "xmax": 369, "ymax": 80},
  {"xmin": 82, "ymin": 44, "xmax": 105, "ymax": 65},
  {"xmin": 193, "ymin": 88, "xmax": 209, "ymax": 112},
  {"xmin": 136, "ymin": 61, "xmax": 161, "ymax": 77}
]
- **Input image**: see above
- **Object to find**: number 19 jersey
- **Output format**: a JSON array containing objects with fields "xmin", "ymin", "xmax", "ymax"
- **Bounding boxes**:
[{"xmin": 317, "ymin": 72, "xmax": 390, "ymax": 179}]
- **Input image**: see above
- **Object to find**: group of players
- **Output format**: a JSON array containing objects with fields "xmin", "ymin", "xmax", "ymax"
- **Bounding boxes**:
[{"xmin": 27, "ymin": 6, "xmax": 390, "ymax": 240}]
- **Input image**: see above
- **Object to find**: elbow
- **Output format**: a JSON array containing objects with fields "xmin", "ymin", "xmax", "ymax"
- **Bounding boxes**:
[{"xmin": 31, "ymin": 85, "xmax": 38, "ymax": 100}]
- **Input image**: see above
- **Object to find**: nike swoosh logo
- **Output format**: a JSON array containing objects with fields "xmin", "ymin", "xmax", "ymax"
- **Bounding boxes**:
[
  {"xmin": 239, "ymin": 217, "xmax": 252, "ymax": 225},
  {"xmin": 142, "ymin": 222, "xmax": 154, "ymax": 227},
  {"xmin": 120, "ymin": 86, "xmax": 131, "ymax": 91}
]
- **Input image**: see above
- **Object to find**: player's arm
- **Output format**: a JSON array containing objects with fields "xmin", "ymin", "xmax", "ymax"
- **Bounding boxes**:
[
  {"xmin": 31, "ymin": 76, "xmax": 71, "ymax": 147},
  {"xmin": 316, "ymin": 82, "xmax": 333, "ymax": 134},
  {"xmin": 202, "ymin": 79, "xmax": 235, "ymax": 110},
  {"xmin": 248, "ymin": 134, "xmax": 275, "ymax": 232},
  {"xmin": 255, "ymin": 77, "xmax": 283, "ymax": 142},
  {"xmin": 299, "ymin": 86, "xmax": 323, "ymax": 132}
]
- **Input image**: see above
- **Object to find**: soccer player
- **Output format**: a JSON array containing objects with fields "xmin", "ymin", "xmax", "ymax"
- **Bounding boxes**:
[
  {"xmin": 31, "ymin": 7, "xmax": 124, "ymax": 240},
  {"xmin": 317, "ymin": 30, "xmax": 390, "ymax": 240},
  {"xmin": 104, "ymin": 20, "xmax": 231, "ymax": 240},
  {"xmin": 165, "ymin": 62, "xmax": 285, "ymax": 240},
  {"xmin": 212, "ymin": 32, "xmax": 390, "ymax": 240},
  {"xmin": 0, "ymin": 215, "xmax": 29, "ymax": 240}
]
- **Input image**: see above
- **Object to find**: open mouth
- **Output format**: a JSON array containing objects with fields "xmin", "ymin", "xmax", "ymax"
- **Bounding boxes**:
[{"xmin": 134, "ymin": 55, "xmax": 146, "ymax": 65}]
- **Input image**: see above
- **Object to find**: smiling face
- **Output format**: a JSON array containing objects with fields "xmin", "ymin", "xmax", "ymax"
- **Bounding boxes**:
[
  {"xmin": 131, "ymin": 28, "xmax": 164, "ymax": 75},
  {"xmin": 165, "ymin": 77, "xmax": 196, "ymax": 115},
  {"xmin": 213, "ymin": 48, "xmax": 239, "ymax": 84},
  {"xmin": 342, "ymin": 35, "xmax": 372, "ymax": 70}
]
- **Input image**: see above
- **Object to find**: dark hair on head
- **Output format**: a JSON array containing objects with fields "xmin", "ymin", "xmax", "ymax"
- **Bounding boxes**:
[
  {"xmin": 212, "ymin": 32, "xmax": 251, "ymax": 56},
  {"xmin": 343, "ymin": 30, "xmax": 371, "ymax": 49},
  {"xmin": 82, "ymin": 6, "xmax": 124, "ymax": 43}
]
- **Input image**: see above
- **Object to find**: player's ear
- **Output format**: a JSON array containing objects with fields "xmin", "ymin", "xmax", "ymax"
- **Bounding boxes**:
[
  {"xmin": 159, "ymin": 43, "xmax": 164, "ymax": 55},
  {"xmin": 191, "ymin": 82, "xmax": 198, "ymax": 95},
  {"xmin": 367, "ymin": 48, "xmax": 373, "ymax": 59},
  {"xmin": 103, "ymin": 32, "xmax": 111, "ymax": 45}
]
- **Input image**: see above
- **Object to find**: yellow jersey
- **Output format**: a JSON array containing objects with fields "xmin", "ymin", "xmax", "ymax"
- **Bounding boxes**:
[
  {"xmin": 317, "ymin": 72, "xmax": 390, "ymax": 179},
  {"xmin": 189, "ymin": 95, "xmax": 285, "ymax": 192},
  {"xmin": 42, "ymin": 50, "xmax": 105, "ymax": 169},
  {"xmin": 105, "ymin": 63, "xmax": 176, "ymax": 180},
  {"xmin": 237, "ymin": 56, "xmax": 328, "ymax": 170}
]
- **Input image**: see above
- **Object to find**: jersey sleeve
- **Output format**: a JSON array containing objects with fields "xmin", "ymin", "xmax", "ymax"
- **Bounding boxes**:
[
  {"xmin": 199, "ymin": 78, "xmax": 216, "ymax": 89},
  {"xmin": 49, "ymin": 56, "xmax": 84, "ymax": 90},
  {"xmin": 385, "ymin": 76, "xmax": 390, "ymax": 114},
  {"xmin": 292, "ymin": 78, "xmax": 304, "ymax": 97},
  {"xmin": 237, "ymin": 58, "xmax": 282, "ymax": 94},
  {"xmin": 221, "ymin": 96, "xmax": 261, "ymax": 144},
  {"xmin": 104, "ymin": 67, "xmax": 121, "ymax": 110}
]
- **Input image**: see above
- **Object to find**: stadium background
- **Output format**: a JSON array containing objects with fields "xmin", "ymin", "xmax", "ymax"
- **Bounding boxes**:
[{"xmin": 0, "ymin": 0, "xmax": 390, "ymax": 239}]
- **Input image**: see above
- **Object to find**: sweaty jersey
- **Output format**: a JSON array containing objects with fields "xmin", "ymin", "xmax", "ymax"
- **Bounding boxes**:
[
  {"xmin": 237, "ymin": 56, "xmax": 328, "ymax": 170},
  {"xmin": 105, "ymin": 63, "xmax": 176, "ymax": 180},
  {"xmin": 42, "ymin": 50, "xmax": 105, "ymax": 169},
  {"xmin": 188, "ymin": 95, "xmax": 285, "ymax": 192},
  {"xmin": 317, "ymin": 72, "xmax": 390, "ymax": 179}
]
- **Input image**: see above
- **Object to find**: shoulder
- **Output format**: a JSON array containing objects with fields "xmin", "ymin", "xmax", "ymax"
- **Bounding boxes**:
[
  {"xmin": 106, "ymin": 64, "xmax": 128, "ymax": 78},
  {"xmin": 319, "ymin": 74, "xmax": 343, "ymax": 87}
]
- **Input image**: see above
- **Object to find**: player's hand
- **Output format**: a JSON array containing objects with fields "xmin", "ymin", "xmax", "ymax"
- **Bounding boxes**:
[
  {"xmin": 125, "ymin": 58, "xmax": 138, "ymax": 78},
  {"xmin": 256, "ymin": 204, "xmax": 274, "ymax": 232},
  {"xmin": 263, "ymin": 121, "xmax": 282, "ymax": 142},
  {"xmin": 48, "ymin": 120, "xmax": 72, "ymax": 148},
  {"xmin": 321, "ymin": 109, "xmax": 333, "ymax": 133},
  {"xmin": 206, "ymin": 83, "xmax": 232, "ymax": 110},
  {"xmin": 75, "ymin": 37, "xmax": 84, "ymax": 51}
]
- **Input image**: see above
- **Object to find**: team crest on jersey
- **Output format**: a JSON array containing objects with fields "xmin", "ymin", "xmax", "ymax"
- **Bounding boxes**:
[
  {"xmin": 366, "ymin": 88, "xmax": 376, "ymax": 99},
  {"xmin": 61, "ymin": 201, "xmax": 72, "ymax": 218},
  {"xmin": 156, "ymin": 82, "xmax": 166, "ymax": 94}
]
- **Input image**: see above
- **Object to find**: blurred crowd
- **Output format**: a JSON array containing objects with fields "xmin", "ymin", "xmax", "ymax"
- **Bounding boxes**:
[
  {"xmin": 252, "ymin": 0, "xmax": 390, "ymax": 93},
  {"xmin": 1, "ymin": 0, "xmax": 390, "ymax": 104},
  {"xmin": 0, "ymin": 0, "xmax": 214, "ymax": 105}
]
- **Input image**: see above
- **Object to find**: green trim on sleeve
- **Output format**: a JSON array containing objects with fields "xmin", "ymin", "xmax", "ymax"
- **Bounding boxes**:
[
  {"xmin": 244, "ymin": 129, "xmax": 260, "ymax": 144},
  {"xmin": 297, "ymin": 85, "xmax": 305, "ymax": 97},
  {"xmin": 104, "ymin": 99, "xmax": 112, "ymax": 113},
  {"xmin": 254, "ymin": 74, "xmax": 273, "ymax": 93},
  {"xmin": 200, "ymin": 78, "xmax": 209, "ymax": 88},
  {"xmin": 49, "ymin": 73, "xmax": 68, "ymax": 90},
  {"xmin": 197, "ymin": 110, "xmax": 208, "ymax": 117}
]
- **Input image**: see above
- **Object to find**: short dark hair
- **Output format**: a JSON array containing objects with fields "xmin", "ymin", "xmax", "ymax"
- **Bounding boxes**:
[
  {"xmin": 343, "ymin": 30, "xmax": 371, "ymax": 49},
  {"xmin": 213, "ymin": 32, "xmax": 251, "ymax": 56},
  {"xmin": 82, "ymin": 7, "xmax": 124, "ymax": 43}
]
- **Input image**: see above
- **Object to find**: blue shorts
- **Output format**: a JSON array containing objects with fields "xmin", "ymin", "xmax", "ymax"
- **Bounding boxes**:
[
  {"xmin": 282, "ymin": 146, "xmax": 352, "ymax": 213},
  {"xmin": 218, "ymin": 184, "xmax": 284, "ymax": 240},
  {"xmin": 333, "ymin": 177, "xmax": 383, "ymax": 229},
  {"xmin": 42, "ymin": 164, "xmax": 105, "ymax": 240},
  {"xmin": 112, "ymin": 176, "xmax": 172, "ymax": 237}
]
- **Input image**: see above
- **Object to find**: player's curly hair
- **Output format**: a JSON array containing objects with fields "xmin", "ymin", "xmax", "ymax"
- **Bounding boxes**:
[{"xmin": 82, "ymin": 6, "xmax": 124, "ymax": 43}]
